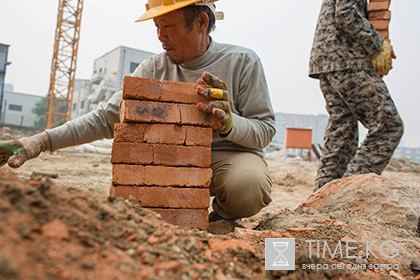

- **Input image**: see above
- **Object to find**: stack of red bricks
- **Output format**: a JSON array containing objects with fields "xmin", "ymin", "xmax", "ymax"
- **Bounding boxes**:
[
  {"xmin": 368, "ymin": 0, "xmax": 392, "ymax": 41},
  {"xmin": 110, "ymin": 76, "xmax": 214, "ymax": 230}
]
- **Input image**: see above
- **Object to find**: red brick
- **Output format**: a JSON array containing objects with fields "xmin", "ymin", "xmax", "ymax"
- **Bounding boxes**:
[
  {"xmin": 111, "ymin": 142, "xmax": 153, "ymax": 165},
  {"xmin": 185, "ymin": 126, "xmax": 214, "ymax": 146},
  {"xmin": 123, "ymin": 76, "xmax": 206, "ymax": 104},
  {"xmin": 109, "ymin": 186, "xmax": 209, "ymax": 209},
  {"xmin": 152, "ymin": 208, "xmax": 209, "ymax": 230},
  {"xmin": 111, "ymin": 142, "xmax": 211, "ymax": 167},
  {"xmin": 120, "ymin": 100, "xmax": 217, "ymax": 127},
  {"xmin": 178, "ymin": 103, "xmax": 218, "ymax": 127},
  {"xmin": 113, "ymin": 123, "xmax": 212, "ymax": 147},
  {"xmin": 112, "ymin": 164, "xmax": 212, "ymax": 187},
  {"xmin": 370, "ymin": 20, "xmax": 389, "ymax": 30},
  {"xmin": 368, "ymin": 10, "xmax": 391, "ymax": 20},
  {"xmin": 121, "ymin": 100, "xmax": 180, "ymax": 123},
  {"xmin": 369, "ymin": 0, "xmax": 390, "ymax": 2},
  {"xmin": 367, "ymin": 2, "xmax": 390, "ymax": 12},
  {"xmin": 377, "ymin": 29, "xmax": 389, "ymax": 39}
]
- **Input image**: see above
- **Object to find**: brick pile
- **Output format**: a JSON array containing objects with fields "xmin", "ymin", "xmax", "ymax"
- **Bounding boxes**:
[
  {"xmin": 367, "ymin": 0, "xmax": 392, "ymax": 41},
  {"xmin": 110, "ymin": 76, "xmax": 215, "ymax": 230}
]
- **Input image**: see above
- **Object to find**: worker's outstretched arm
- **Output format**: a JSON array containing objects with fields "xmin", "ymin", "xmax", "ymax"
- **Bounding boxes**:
[
  {"xmin": 0, "ymin": 90, "xmax": 121, "ymax": 168},
  {"xmin": 0, "ymin": 131, "xmax": 51, "ymax": 168}
]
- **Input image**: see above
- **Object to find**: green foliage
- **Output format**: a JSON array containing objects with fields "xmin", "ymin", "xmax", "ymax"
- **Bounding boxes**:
[
  {"xmin": 32, "ymin": 97, "xmax": 47, "ymax": 129},
  {"xmin": 32, "ymin": 97, "xmax": 68, "ymax": 129}
]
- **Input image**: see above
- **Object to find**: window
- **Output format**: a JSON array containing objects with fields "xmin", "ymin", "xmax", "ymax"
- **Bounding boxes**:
[
  {"xmin": 130, "ymin": 62, "xmax": 139, "ymax": 73},
  {"xmin": 81, "ymin": 100, "xmax": 85, "ymax": 109},
  {"xmin": 9, "ymin": 104, "xmax": 22, "ymax": 111}
]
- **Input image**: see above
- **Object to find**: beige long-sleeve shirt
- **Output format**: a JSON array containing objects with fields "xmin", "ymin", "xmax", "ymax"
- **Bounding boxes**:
[{"xmin": 47, "ymin": 40, "xmax": 276, "ymax": 157}]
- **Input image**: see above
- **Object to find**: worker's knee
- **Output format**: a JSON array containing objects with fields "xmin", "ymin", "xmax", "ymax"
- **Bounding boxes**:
[{"xmin": 212, "ymin": 166, "xmax": 272, "ymax": 219}]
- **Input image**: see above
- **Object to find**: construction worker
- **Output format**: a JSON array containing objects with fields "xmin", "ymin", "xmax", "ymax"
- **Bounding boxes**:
[
  {"xmin": 309, "ymin": 0, "xmax": 404, "ymax": 191},
  {"xmin": 0, "ymin": 0, "xmax": 275, "ymax": 222}
]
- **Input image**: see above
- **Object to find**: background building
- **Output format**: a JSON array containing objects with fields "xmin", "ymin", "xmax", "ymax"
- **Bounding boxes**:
[
  {"xmin": 71, "ymin": 46, "xmax": 154, "ymax": 118},
  {"xmin": 72, "ymin": 79, "xmax": 91, "ymax": 119},
  {"xmin": 0, "ymin": 44, "xmax": 11, "ymax": 124},
  {"xmin": 1, "ymin": 84, "xmax": 43, "ymax": 127}
]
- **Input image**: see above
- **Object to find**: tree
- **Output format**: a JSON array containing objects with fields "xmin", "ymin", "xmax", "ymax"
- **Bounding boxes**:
[{"xmin": 32, "ymin": 97, "xmax": 47, "ymax": 129}]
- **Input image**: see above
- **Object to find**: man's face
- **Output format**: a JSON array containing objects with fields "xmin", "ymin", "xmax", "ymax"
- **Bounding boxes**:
[{"xmin": 153, "ymin": 9, "xmax": 207, "ymax": 64}]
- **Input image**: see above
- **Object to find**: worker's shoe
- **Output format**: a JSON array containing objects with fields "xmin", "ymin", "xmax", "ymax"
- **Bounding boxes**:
[
  {"xmin": 209, "ymin": 211, "xmax": 224, "ymax": 222},
  {"xmin": 208, "ymin": 211, "xmax": 243, "ymax": 225},
  {"xmin": 208, "ymin": 211, "xmax": 244, "ymax": 234}
]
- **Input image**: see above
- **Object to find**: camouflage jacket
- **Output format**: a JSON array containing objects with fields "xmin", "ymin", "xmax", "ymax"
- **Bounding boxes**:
[{"xmin": 309, "ymin": 0, "xmax": 384, "ymax": 79}]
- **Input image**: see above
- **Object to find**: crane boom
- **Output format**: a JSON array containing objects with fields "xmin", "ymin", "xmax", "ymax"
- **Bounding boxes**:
[{"xmin": 46, "ymin": 0, "xmax": 84, "ymax": 129}]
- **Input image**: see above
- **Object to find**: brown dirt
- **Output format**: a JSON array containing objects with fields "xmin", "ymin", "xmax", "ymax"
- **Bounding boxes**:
[{"xmin": 1, "ymin": 127, "xmax": 420, "ymax": 279}]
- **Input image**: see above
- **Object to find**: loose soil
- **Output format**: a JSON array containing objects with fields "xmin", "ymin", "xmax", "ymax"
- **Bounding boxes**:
[{"xmin": 1, "ymin": 127, "xmax": 420, "ymax": 279}]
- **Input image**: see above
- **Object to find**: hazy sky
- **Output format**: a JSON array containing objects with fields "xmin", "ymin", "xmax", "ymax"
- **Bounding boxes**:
[{"xmin": 1, "ymin": 1, "xmax": 419, "ymax": 147}]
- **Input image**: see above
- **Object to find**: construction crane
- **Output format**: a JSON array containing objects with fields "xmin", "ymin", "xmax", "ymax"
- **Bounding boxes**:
[{"xmin": 45, "ymin": 0, "xmax": 84, "ymax": 129}]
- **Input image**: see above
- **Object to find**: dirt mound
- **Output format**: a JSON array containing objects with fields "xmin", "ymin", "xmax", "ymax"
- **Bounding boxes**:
[
  {"xmin": 386, "ymin": 157, "xmax": 420, "ymax": 173},
  {"xmin": 0, "ymin": 168, "xmax": 267, "ymax": 280},
  {"xmin": 300, "ymin": 174, "xmax": 420, "ymax": 231},
  {"xmin": 273, "ymin": 173, "xmax": 307, "ymax": 187},
  {"xmin": 1, "ymin": 168, "xmax": 419, "ymax": 279},
  {"xmin": 259, "ymin": 174, "xmax": 420, "ymax": 280}
]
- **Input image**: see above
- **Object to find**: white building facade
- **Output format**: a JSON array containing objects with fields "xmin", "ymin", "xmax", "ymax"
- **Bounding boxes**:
[
  {"xmin": 1, "ymin": 84, "xmax": 43, "ymax": 127},
  {"xmin": 72, "ymin": 46, "xmax": 154, "ymax": 119}
]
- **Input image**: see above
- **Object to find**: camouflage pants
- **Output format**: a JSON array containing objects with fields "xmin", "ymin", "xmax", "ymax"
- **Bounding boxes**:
[{"xmin": 314, "ymin": 69, "xmax": 404, "ymax": 191}]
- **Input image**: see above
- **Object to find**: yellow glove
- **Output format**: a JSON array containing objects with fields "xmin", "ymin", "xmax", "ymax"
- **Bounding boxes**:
[
  {"xmin": 371, "ymin": 41, "xmax": 396, "ymax": 76},
  {"xmin": 0, "ymin": 131, "xmax": 51, "ymax": 168},
  {"xmin": 196, "ymin": 72, "xmax": 233, "ymax": 135}
]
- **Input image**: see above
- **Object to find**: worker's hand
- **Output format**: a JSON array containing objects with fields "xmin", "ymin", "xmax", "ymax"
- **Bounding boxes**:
[
  {"xmin": 0, "ymin": 131, "xmax": 51, "ymax": 168},
  {"xmin": 196, "ymin": 72, "xmax": 233, "ymax": 135},
  {"xmin": 371, "ymin": 40, "xmax": 396, "ymax": 76}
]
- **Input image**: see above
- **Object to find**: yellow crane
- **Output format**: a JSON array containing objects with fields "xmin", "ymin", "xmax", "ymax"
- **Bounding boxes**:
[{"xmin": 45, "ymin": 0, "xmax": 84, "ymax": 129}]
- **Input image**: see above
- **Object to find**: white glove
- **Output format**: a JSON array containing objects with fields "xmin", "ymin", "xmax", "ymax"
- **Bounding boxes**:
[{"xmin": 0, "ymin": 131, "xmax": 51, "ymax": 168}]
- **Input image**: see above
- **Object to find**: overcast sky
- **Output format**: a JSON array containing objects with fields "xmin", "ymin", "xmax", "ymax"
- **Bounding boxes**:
[{"xmin": 1, "ymin": 0, "xmax": 419, "ymax": 147}]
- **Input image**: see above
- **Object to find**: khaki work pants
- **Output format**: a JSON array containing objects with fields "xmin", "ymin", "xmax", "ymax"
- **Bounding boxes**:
[{"xmin": 210, "ymin": 151, "xmax": 272, "ymax": 220}]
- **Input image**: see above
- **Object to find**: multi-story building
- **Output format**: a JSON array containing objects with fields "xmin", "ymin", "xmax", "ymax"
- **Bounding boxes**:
[
  {"xmin": 1, "ymin": 84, "xmax": 43, "ymax": 128},
  {"xmin": 72, "ymin": 79, "xmax": 91, "ymax": 119},
  {"xmin": 0, "ymin": 43, "xmax": 11, "ymax": 123},
  {"xmin": 71, "ymin": 46, "xmax": 154, "ymax": 119}
]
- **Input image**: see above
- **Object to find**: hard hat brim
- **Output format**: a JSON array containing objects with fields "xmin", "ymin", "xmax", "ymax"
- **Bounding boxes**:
[{"xmin": 135, "ymin": 0, "xmax": 199, "ymax": 22}]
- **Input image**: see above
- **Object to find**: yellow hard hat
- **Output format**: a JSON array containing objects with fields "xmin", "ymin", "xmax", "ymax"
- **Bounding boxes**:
[{"xmin": 135, "ymin": 0, "xmax": 223, "ymax": 22}]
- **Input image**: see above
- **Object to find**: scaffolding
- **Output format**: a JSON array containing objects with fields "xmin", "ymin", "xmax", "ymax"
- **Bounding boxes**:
[{"xmin": 45, "ymin": 0, "xmax": 84, "ymax": 129}]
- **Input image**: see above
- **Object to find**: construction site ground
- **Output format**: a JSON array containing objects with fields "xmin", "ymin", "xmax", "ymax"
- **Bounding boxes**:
[{"xmin": 1, "ymin": 127, "xmax": 420, "ymax": 279}]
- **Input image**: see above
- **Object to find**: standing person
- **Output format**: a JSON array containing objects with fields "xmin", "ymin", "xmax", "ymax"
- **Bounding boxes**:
[
  {"xmin": 0, "ymin": 0, "xmax": 276, "ymax": 222},
  {"xmin": 309, "ymin": 0, "xmax": 404, "ymax": 191}
]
